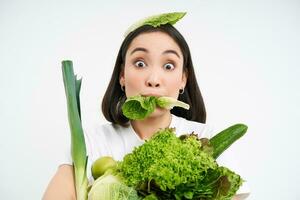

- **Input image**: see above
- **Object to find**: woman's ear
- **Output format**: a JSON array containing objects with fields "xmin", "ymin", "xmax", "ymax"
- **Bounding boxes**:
[
  {"xmin": 119, "ymin": 69, "xmax": 125, "ymax": 86},
  {"xmin": 182, "ymin": 69, "xmax": 188, "ymax": 88}
]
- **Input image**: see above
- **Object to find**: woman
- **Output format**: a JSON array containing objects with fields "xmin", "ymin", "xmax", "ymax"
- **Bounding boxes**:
[{"xmin": 43, "ymin": 13, "xmax": 250, "ymax": 200}]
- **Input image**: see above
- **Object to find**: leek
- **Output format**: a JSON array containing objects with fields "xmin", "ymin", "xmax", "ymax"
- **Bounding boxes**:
[{"xmin": 62, "ymin": 60, "xmax": 88, "ymax": 200}]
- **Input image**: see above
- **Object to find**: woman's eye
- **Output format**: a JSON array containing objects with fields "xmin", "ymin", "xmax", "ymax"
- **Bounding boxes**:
[
  {"xmin": 164, "ymin": 63, "xmax": 175, "ymax": 70},
  {"xmin": 134, "ymin": 60, "xmax": 146, "ymax": 68}
]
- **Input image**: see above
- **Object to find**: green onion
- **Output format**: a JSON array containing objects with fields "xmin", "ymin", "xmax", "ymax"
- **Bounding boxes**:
[{"xmin": 62, "ymin": 60, "xmax": 88, "ymax": 200}]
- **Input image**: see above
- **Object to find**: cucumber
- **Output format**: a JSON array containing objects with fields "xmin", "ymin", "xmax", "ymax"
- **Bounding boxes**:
[{"xmin": 210, "ymin": 124, "xmax": 248, "ymax": 159}]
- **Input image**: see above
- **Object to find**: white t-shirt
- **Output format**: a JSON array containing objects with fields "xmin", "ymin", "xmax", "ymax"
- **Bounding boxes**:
[{"xmin": 60, "ymin": 114, "xmax": 250, "ymax": 197}]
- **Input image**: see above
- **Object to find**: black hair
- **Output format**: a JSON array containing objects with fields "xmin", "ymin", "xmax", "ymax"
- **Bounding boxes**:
[{"xmin": 102, "ymin": 24, "xmax": 206, "ymax": 127}]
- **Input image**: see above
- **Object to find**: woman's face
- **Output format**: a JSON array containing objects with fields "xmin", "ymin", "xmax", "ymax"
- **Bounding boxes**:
[{"xmin": 120, "ymin": 31, "xmax": 187, "ymax": 117}]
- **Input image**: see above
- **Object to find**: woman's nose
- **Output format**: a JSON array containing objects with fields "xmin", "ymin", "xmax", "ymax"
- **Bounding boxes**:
[
  {"xmin": 147, "ymin": 81, "xmax": 160, "ymax": 87},
  {"xmin": 146, "ymin": 73, "xmax": 161, "ymax": 88}
]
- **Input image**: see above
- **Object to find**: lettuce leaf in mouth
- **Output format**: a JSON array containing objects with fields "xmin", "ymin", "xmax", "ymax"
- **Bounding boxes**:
[{"xmin": 121, "ymin": 95, "xmax": 190, "ymax": 120}]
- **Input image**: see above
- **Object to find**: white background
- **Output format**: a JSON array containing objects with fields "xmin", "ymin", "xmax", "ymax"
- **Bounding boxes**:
[{"xmin": 1, "ymin": 0, "xmax": 299, "ymax": 199}]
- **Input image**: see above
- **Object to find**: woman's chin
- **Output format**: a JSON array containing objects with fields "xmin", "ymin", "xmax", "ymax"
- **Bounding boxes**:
[{"xmin": 148, "ymin": 107, "xmax": 168, "ymax": 118}]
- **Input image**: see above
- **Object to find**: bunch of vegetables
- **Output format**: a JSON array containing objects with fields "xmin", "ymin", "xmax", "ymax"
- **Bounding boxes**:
[
  {"xmin": 61, "ymin": 61, "xmax": 247, "ymax": 200},
  {"xmin": 88, "ymin": 125, "xmax": 246, "ymax": 200}
]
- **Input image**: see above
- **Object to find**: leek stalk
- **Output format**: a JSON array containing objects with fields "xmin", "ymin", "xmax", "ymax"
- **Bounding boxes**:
[{"xmin": 62, "ymin": 60, "xmax": 88, "ymax": 200}]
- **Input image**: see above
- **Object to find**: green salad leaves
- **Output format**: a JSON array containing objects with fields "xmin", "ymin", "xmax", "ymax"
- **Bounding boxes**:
[
  {"xmin": 124, "ymin": 12, "xmax": 186, "ymax": 37},
  {"xmin": 88, "ymin": 171, "xmax": 141, "ymax": 200},
  {"xmin": 122, "ymin": 95, "xmax": 190, "ymax": 120},
  {"xmin": 115, "ymin": 128, "xmax": 243, "ymax": 200},
  {"xmin": 88, "ymin": 127, "xmax": 245, "ymax": 200}
]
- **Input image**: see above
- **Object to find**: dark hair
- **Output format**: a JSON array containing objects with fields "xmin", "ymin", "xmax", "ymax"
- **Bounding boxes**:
[{"xmin": 101, "ymin": 24, "xmax": 206, "ymax": 127}]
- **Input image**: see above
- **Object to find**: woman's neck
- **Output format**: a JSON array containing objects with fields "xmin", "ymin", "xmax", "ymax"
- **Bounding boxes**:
[{"xmin": 130, "ymin": 111, "xmax": 172, "ymax": 140}]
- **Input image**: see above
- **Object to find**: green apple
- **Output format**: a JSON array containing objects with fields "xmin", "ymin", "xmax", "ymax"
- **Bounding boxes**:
[{"xmin": 91, "ymin": 156, "xmax": 117, "ymax": 180}]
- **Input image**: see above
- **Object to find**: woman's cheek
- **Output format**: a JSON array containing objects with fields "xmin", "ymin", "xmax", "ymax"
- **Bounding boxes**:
[
  {"xmin": 125, "ymin": 70, "xmax": 144, "ymax": 96},
  {"xmin": 166, "ymin": 78, "xmax": 181, "ymax": 97}
]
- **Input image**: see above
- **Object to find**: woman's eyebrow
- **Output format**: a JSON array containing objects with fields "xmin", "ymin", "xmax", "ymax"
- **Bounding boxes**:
[
  {"xmin": 130, "ymin": 47, "xmax": 148, "ymax": 55},
  {"xmin": 130, "ymin": 47, "xmax": 181, "ymax": 59},
  {"xmin": 163, "ymin": 49, "xmax": 181, "ymax": 59}
]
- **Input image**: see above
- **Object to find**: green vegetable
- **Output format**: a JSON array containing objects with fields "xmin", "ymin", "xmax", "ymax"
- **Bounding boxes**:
[
  {"xmin": 122, "ymin": 95, "xmax": 156, "ymax": 120},
  {"xmin": 91, "ymin": 156, "xmax": 117, "ymax": 180},
  {"xmin": 122, "ymin": 95, "xmax": 189, "ymax": 120},
  {"xmin": 155, "ymin": 96, "xmax": 190, "ymax": 110},
  {"xmin": 88, "ymin": 171, "xmax": 141, "ymax": 200},
  {"xmin": 115, "ymin": 128, "xmax": 243, "ymax": 199},
  {"xmin": 210, "ymin": 124, "xmax": 248, "ymax": 159},
  {"xmin": 62, "ymin": 60, "xmax": 88, "ymax": 200},
  {"xmin": 124, "ymin": 12, "xmax": 186, "ymax": 37},
  {"xmin": 143, "ymin": 194, "xmax": 159, "ymax": 200}
]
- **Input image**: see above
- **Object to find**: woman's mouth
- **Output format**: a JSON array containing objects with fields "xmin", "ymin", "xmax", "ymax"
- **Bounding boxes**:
[{"xmin": 142, "ymin": 93, "xmax": 163, "ymax": 97}]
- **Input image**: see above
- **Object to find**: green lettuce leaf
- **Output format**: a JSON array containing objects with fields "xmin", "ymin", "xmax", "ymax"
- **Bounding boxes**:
[
  {"xmin": 121, "ymin": 95, "xmax": 189, "ymax": 120},
  {"xmin": 124, "ymin": 12, "xmax": 186, "ymax": 37},
  {"xmin": 156, "ymin": 96, "xmax": 189, "ymax": 110},
  {"xmin": 88, "ymin": 172, "xmax": 141, "ymax": 200},
  {"xmin": 121, "ymin": 95, "xmax": 156, "ymax": 120},
  {"xmin": 115, "ymin": 128, "xmax": 243, "ymax": 200}
]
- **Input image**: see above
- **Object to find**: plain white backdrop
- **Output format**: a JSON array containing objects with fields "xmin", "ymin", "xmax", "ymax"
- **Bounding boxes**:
[{"xmin": 1, "ymin": 0, "xmax": 299, "ymax": 199}]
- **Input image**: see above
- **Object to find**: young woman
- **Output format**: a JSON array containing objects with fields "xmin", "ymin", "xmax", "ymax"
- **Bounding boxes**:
[{"xmin": 43, "ymin": 14, "xmax": 250, "ymax": 200}]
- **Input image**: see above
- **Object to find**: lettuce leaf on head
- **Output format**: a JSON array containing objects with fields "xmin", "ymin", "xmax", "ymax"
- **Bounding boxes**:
[
  {"xmin": 124, "ymin": 12, "xmax": 186, "ymax": 37},
  {"xmin": 122, "ymin": 95, "xmax": 190, "ymax": 120}
]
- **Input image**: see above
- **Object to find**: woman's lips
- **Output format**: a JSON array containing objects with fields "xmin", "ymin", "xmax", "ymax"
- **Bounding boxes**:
[{"xmin": 142, "ymin": 93, "xmax": 163, "ymax": 97}]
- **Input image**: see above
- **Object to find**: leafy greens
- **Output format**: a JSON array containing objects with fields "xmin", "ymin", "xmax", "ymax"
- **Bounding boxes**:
[
  {"xmin": 115, "ymin": 128, "xmax": 243, "ymax": 200},
  {"xmin": 122, "ymin": 95, "xmax": 190, "ymax": 120}
]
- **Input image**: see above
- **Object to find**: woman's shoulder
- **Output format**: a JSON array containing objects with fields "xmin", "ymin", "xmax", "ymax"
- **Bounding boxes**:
[{"xmin": 170, "ymin": 114, "xmax": 215, "ymax": 138}]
